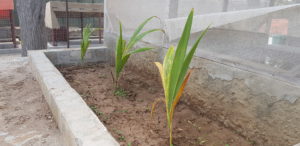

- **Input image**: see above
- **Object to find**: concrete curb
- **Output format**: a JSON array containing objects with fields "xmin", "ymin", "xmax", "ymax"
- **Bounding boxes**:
[
  {"xmin": 29, "ymin": 50, "xmax": 119, "ymax": 146},
  {"xmin": 0, "ymin": 48, "xmax": 21, "ymax": 54}
]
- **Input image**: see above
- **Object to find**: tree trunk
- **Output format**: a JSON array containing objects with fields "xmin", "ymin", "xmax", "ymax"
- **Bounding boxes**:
[{"xmin": 16, "ymin": 0, "xmax": 47, "ymax": 57}]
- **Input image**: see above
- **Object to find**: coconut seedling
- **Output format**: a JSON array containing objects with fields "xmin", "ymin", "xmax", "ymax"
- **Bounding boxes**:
[
  {"xmin": 152, "ymin": 9, "xmax": 209, "ymax": 146},
  {"xmin": 114, "ymin": 17, "xmax": 164, "ymax": 87},
  {"xmin": 80, "ymin": 24, "xmax": 95, "ymax": 61}
]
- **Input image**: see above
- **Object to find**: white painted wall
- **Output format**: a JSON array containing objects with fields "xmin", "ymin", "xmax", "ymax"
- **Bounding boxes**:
[
  {"xmin": 104, "ymin": 0, "xmax": 170, "ymax": 45},
  {"xmin": 104, "ymin": 0, "xmax": 300, "ymax": 82}
]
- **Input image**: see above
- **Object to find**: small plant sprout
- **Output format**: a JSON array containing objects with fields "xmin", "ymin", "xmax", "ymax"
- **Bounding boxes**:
[
  {"xmin": 80, "ymin": 24, "xmax": 97, "ymax": 61},
  {"xmin": 89, "ymin": 105, "xmax": 103, "ymax": 116},
  {"xmin": 114, "ymin": 88, "xmax": 128, "ymax": 97},
  {"xmin": 114, "ymin": 17, "xmax": 164, "ymax": 87},
  {"xmin": 151, "ymin": 9, "xmax": 209, "ymax": 146}
]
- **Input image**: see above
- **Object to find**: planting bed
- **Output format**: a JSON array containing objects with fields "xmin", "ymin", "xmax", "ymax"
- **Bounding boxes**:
[{"xmin": 58, "ymin": 64, "xmax": 252, "ymax": 146}]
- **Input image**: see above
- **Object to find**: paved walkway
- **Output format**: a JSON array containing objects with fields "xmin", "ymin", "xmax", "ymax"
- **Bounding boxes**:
[{"xmin": 0, "ymin": 54, "xmax": 62, "ymax": 146}]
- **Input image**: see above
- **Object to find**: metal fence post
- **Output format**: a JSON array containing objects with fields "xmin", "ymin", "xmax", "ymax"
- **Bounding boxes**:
[
  {"xmin": 9, "ymin": 10, "xmax": 16, "ymax": 48},
  {"xmin": 65, "ymin": 0, "xmax": 69, "ymax": 48}
]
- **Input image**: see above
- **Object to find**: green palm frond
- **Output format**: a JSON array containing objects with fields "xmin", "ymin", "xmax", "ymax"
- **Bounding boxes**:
[
  {"xmin": 152, "ymin": 9, "xmax": 209, "ymax": 146},
  {"xmin": 81, "ymin": 24, "xmax": 95, "ymax": 61},
  {"xmin": 114, "ymin": 17, "xmax": 164, "ymax": 87}
]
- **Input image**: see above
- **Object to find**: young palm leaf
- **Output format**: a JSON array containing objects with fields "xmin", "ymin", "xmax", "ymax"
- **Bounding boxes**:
[
  {"xmin": 114, "ymin": 17, "xmax": 164, "ymax": 87},
  {"xmin": 81, "ymin": 24, "xmax": 94, "ymax": 61},
  {"xmin": 152, "ymin": 9, "xmax": 209, "ymax": 146}
]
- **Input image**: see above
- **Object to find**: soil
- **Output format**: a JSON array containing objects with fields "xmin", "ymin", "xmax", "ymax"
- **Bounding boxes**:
[
  {"xmin": 59, "ymin": 64, "xmax": 252, "ymax": 146},
  {"xmin": 0, "ymin": 54, "xmax": 62, "ymax": 146}
]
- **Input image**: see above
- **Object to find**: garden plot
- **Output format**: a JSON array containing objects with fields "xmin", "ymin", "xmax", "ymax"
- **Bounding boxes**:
[
  {"xmin": 31, "ymin": 47, "xmax": 254, "ymax": 146},
  {"xmin": 30, "ymin": 10, "xmax": 300, "ymax": 145},
  {"xmin": 58, "ymin": 64, "xmax": 251, "ymax": 146},
  {"xmin": 30, "ymin": 47, "xmax": 300, "ymax": 146}
]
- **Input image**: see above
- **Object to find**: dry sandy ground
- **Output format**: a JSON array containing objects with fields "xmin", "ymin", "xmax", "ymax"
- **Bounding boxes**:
[{"xmin": 0, "ymin": 54, "xmax": 62, "ymax": 146}]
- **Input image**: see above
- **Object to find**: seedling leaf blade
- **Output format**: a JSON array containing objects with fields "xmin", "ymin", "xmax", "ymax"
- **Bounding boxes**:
[
  {"xmin": 168, "ymin": 9, "xmax": 194, "ymax": 107},
  {"xmin": 128, "ymin": 47, "xmax": 153, "ymax": 55}
]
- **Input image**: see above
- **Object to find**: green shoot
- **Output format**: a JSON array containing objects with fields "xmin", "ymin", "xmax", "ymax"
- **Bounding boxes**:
[
  {"xmin": 89, "ymin": 105, "xmax": 103, "ymax": 116},
  {"xmin": 114, "ymin": 88, "xmax": 128, "ymax": 97},
  {"xmin": 151, "ymin": 9, "xmax": 209, "ymax": 146},
  {"xmin": 114, "ymin": 17, "xmax": 164, "ymax": 87},
  {"xmin": 80, "ymin": 24, "xmax": 96, "ymax": 61}
]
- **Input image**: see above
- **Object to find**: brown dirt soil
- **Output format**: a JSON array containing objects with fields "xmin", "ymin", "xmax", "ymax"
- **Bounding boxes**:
[
  {"xmin": 59, "ymin": 64, "xmax": 253, "ymax": 146},
  {"xmin": 0, "ymin": 55, "xmax": 62, "ymax": 146}
]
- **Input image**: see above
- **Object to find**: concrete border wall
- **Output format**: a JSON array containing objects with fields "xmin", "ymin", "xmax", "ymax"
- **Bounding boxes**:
[
  {"xmin": 44, "ymin": 47, "xmax": 111, "ymax": 66},
  {"xmin": 0, "ymin": 48, "xmax": 21, "ymax": 54},
  {"xmin": 29, "ymin": 48, "xmax": 119, "ymax": 146}
]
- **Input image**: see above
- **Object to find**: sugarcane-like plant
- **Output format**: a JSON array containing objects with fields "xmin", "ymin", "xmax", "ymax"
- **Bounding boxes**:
[
  {"xmin": 152, "ymin": 9, "xmax": 209, "ymax": 146},
  {"xmin": 114, "ymin": 17, "xmax": 164, "ymax": 87},
  {"xmin": 80, "ymin": 24, "xmax": 94, "ymax": 60}
]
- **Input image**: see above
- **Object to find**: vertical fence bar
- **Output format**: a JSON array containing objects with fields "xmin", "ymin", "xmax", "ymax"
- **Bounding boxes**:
[
  {"xmin": 99, "ymin": 13, "xmax": 103, "ymax": 44},
  {"xmin": 65, "ymin": 0, "xmax": 70, "ymax": 48},
  {"xmin": 80, "ymin": 12, "xmax": 83, "ymax": 38},
  {"xmin": 52, "ymin": 29, "xmax": 57, "ymax": 46},
  {"xmin": 9, "ymin": 10, "xmax": 16, "ymax": 48}
]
